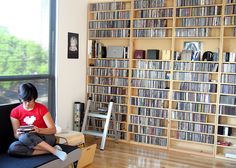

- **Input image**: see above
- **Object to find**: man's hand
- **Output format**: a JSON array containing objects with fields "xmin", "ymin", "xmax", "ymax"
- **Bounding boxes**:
[
  {"xmin": 30, "ymin": 126, "xmax": 40, "ymax": 133},
  {"xmin": 16, "ymin": 128, "xmax": 25, "ymax": 135}
]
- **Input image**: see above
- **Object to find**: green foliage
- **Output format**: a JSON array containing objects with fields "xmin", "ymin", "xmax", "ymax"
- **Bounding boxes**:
[{"xmin": 0, "ymin": 26, "xmax": 48, "ymax": 76}]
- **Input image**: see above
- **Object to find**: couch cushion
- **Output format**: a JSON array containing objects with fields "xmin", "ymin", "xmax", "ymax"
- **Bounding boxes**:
[
  {"xmin": 0, "ymin": 103, "xmax": 20, "ymax": 154},
  {"xmin": 0, "ymin": 144, "xmax": 80, "ymax": 168}
]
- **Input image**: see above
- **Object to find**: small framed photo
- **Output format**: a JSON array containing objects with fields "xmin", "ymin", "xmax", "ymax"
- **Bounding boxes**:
[
  {"xmin": 184, "ymin": 41, "xmax": 202, "ymax": 61},
  {"xmin": 184, "ymin": 41, "xmax": 201, "ymax": 52},
  {"xmin": 68, "ymin": 32, "xmax": 79, "ymax": 59}
]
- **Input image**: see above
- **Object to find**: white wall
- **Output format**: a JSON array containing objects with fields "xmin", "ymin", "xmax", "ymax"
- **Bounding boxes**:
[{"xmin": 56, "ymin": 0, "xmax": 88, "ymax": 129}]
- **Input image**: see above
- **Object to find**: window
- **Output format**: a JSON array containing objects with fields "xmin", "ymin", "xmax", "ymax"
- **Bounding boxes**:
[{"xmin": 0, "ymin": 0, "xmax": 56, "ymax": 118}]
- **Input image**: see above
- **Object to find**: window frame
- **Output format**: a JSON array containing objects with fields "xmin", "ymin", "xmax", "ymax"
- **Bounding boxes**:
[{"xmin": 0, "ymin": 0, "xmax": 56, "ymax": 120}]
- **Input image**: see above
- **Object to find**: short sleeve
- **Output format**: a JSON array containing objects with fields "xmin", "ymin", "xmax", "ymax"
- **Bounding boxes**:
[
  {"xmin": 10, "ymin": 106, "xmax": 20, "ymax": 119},
  {"xmin": 37, "ymin": 103, "xmax": 49, "ymax": 117}
]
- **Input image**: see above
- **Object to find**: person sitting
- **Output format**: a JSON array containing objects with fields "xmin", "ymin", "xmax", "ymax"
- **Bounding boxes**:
[{"xmin": 8, "ymin": 82, "xmax": 67, "ymax": 161}]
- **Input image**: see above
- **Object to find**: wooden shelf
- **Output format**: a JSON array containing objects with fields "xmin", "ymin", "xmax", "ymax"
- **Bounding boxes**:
[{"xmin": 87, "ymin": 0, "xmax": 236, "ymax": 160}]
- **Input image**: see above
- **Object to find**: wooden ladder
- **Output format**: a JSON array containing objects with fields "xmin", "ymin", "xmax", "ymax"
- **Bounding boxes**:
[{"xmin": 81, "ymin": 98, "xmax": 117, "ymax": 150}]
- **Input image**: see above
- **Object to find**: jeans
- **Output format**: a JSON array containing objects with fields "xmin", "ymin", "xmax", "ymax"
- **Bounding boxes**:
[{"xmin": 8, "ymin": 133, "xmax": 56, "ymax": 156}]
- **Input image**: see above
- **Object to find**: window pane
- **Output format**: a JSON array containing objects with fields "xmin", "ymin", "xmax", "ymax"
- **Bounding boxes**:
[
  {"xmin": 0, "ymin": 79, "xmax": 48, "ymax": 106},
  {"xmin": 0, "ymin": 0, "xmax": 49, "ymax": 76}
]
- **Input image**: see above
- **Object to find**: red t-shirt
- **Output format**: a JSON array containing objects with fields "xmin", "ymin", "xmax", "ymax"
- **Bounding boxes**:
[{"xmin": 10, "ymin": 103, "xmax": 48, "ymax": 128}]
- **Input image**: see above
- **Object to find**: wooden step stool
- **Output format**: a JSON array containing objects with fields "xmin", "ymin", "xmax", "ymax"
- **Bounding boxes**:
[{"xmin": 56, "ymin": 130, "xmax": 96, "ymax": 168}]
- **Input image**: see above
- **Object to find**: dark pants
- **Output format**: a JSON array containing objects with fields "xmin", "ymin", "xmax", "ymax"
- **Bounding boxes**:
[{"xmin": 8, "ymin": 133, "xmax": 56, "ymax": 156}]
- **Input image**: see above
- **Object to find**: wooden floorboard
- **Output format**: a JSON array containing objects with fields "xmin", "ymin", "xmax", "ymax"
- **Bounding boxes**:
[{"xmin": 85, "ymin": 137, "xmax": 236, "ymax": 168}]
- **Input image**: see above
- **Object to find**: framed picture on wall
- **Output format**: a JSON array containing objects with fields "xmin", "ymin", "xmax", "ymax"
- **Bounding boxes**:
[
  {"xmin": 68, "ymin": 32, "xmax": 79, "ymax": 59},
  {"xmin": 184, "ymin": 41, "xmax": 202, "ymax": 61},
  {"xmin": 184, "ymin": 41, "xmax": 201, "ymax": 52}
]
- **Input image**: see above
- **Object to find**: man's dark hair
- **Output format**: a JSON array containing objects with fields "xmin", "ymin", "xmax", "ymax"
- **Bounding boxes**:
[{"xmin": 18, "ymin": 83, "xmax": 38, "ymax": 101}]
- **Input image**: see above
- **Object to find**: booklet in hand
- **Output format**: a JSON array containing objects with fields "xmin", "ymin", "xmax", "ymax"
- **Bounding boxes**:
[{"xmin": 18, "ymin": 125, "xmax": 34, "ymax": 132}]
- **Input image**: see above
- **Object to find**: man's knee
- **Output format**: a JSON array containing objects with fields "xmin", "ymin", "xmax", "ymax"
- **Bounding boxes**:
[
  {"xmin": 8, "ymin": 141, "xmax": 33, "ymax": 156},
  {"xmin": 42, "ymin": 135, "xmax": 56, "ymax": 146},
  {"xmin": 19, "ymin": 133, "xmax": 42, "ymax": 148}
]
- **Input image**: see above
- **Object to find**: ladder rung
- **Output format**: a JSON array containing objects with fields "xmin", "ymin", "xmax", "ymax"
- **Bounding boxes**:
[
  {"xmin": 88, "ymin": 113, "xmax": 108, "ymax": 119},
  {"xmin": 90, "ymin": 111, "xmax": 107, "ymax": 114},
  {"xmin": 98, "ymin": 108, "xmax": 107, "ymax": 112},
  {"xmin": 83, "ymin": 130, "xmax": 103, "ymax": 137}
]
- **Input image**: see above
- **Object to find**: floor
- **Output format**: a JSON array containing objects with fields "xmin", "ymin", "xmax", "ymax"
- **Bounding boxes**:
[{"xmin": 85, "ymin": 137, "xmax": 236, "ymax": 168}]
